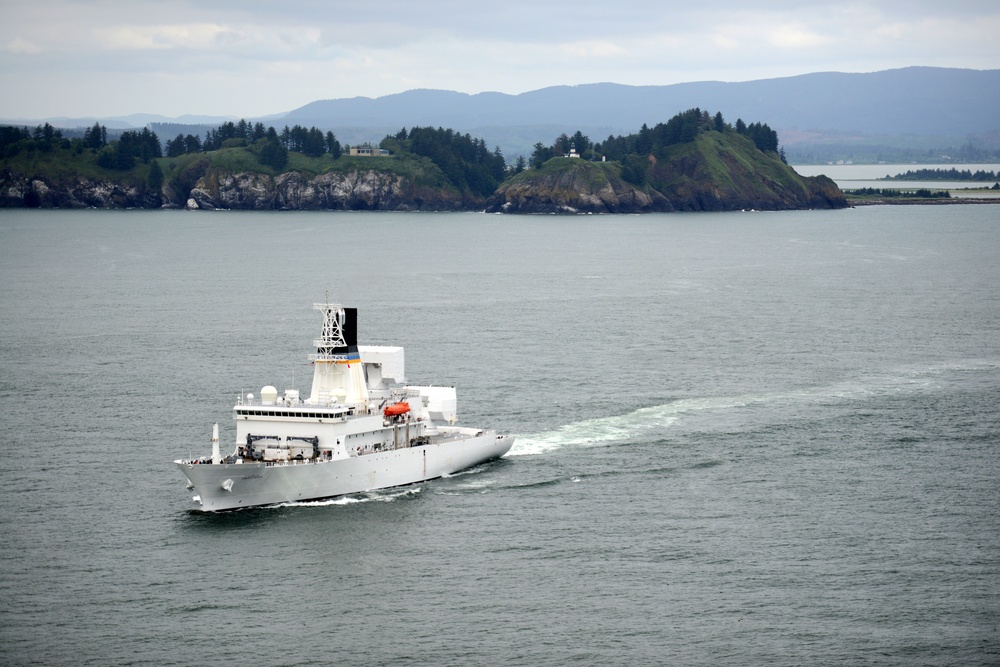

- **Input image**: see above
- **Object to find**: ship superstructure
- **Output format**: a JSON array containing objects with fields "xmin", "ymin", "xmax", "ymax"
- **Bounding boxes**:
[{"xmin": 175, "ymin": 300, "xmax": 513, "ymax": 511}]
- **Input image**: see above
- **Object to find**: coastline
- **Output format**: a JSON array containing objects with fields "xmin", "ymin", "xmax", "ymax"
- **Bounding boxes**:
[{"xmin": 848, "ymin": 196, "xmax": 1000, "ymax": 206}]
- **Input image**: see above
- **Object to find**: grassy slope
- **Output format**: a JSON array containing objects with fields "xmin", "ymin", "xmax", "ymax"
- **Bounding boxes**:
[
  {"xmin": 2, "ymin": 145, "xmax": 459, "ymax": 195},
  {"xmin": 1, "ymin": 146, "xmax": 147, "ymax": 185},
  {"xmin": 651, "ymin": 131, "xmax": 814, "ymax": 202},
  {"xmin": 502, "ymin": 157, "xmax": 623, "ymax": 189}
]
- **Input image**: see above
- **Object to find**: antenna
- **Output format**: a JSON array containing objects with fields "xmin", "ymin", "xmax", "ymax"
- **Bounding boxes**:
[{"xmin": 313, "ymin": 301, "xmax": 347, "ymax": 353}]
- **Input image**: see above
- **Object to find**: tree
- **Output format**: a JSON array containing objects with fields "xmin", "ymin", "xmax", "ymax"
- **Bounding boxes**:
[
  {"xmin": 621, "ymin": 155, "xmax": 647, "ymax": 186},
  {"xmin": 183, "ymin": 134, "xmax": 202, "ymax": 154},
  {"xmin": 326, "ymin": 131, "xmax": 342, "ymax": 158},
  {"xmin": 166, "ymin": 134, "xmax": 186, "ymax": 157},
  {"xmin": 147, "ymin": 160, "xmax": 164, "ymax": 191},
  {"xmin": 300, "ymin": 127, "xmax": 326, "ymax": 157},
  {"xmin": 530, "ymin": 142, "xmax": 550, "ymax": 169},
  {"xmin": 84, "ymin": 122, "xmax": 106, "ymax": 150},
  {"xmin": 256, "ymin": 138, "xmax": 288, "ymax": 170},
  {"xmin": 635, "ymin": 124, "xmax": 653, "ymax": 155},
  {"xmin": 96, "ymin": 146, "xmax": 116, "ymax": 169},
  {"xmin": 389, "ymin": 125, "xmax": 507, "ymax": 197},
  {"xmin": 553, "ymin": 133, "xmax": 572, "ymax": 155},
  {"xmin": 743, "ymin": 121, "xmax": 778, "ymax": 153}
]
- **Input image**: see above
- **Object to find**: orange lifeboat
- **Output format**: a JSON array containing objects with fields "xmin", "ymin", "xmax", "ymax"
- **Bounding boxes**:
[{"xmin": 383, "ymin": 402, "xmax": 410, "ymax": 417}]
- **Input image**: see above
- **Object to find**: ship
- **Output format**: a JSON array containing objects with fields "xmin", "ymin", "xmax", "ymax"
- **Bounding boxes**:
[{"xmin": 175, "ymin": 300, "xmax": 514, "ymax": 511}]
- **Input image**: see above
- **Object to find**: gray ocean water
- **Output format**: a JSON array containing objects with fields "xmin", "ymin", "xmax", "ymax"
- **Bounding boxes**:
[{"xmin": 1, "ymin": 206, "xmax": 998, "ymax": 666}]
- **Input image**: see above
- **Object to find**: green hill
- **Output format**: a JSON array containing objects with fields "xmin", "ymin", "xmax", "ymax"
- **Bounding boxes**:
[
  {"xmin": 487, "ymin": 131, "xmax": 845, "ymax": 214},
  {"xmin": 0, "ymin": 141, "xmax": 472, "ymax": 209}
]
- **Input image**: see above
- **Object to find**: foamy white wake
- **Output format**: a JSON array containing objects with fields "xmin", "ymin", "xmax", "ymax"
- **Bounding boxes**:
[
  {"xmin": 507, "ymin": 360, "xmax": 997, "ymax": 457},
  {"xmin": 279, "ymin": 485, "xmax": 423, "ymax": 508},
  {"xmin": 507, "ymin": 397, "xmax": 747, "ymax": 457}
]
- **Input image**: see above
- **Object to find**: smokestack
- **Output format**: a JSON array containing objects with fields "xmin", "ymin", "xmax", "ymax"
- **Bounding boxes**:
[{"xmin": 342, "ymin": 307, "xmax": 358, "ymax": 350}]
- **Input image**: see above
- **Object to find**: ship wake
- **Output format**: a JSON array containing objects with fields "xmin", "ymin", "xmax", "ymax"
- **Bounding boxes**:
[
  {"xmin": 508, "ymin": 360, "xmax": 997, "ymax": 457},
  {"xmin": 277, "ymin": 485, "xmax": 424, "ymax": 508}
]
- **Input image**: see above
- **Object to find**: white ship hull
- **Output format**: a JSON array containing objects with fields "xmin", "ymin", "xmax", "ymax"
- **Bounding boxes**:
[
  {"xmin": 178, "ymin": 432, "xmax": 513, "ymax": 512},
  {"xmin": 174, "ymin": 300, "xmax": 514, "ymax": 512}
]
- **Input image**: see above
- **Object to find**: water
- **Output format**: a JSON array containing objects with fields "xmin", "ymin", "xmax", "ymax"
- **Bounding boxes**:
[
  {"xmin": 1, "ymin": 207, "xmax": 998, "ymax": 666},
  {"xmin": 794, "ymin": 163, "xmax": 1000, "ymax": 194}
]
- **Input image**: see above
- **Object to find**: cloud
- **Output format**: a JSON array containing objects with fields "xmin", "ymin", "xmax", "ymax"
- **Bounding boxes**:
[
  {"xmin": 5, "ymin": 36, "xmax": 43, "ymax": 54},
  {"xmin": 93, "ymin": 24, "xmax": 236, "ymax": 51},
  {"xmin": 767, "ymin": 24, "xmax": 832, "ymax": 49},
  {"xmin": 0, "ymin": 0, "xmax": 997, "ymax": 118}
]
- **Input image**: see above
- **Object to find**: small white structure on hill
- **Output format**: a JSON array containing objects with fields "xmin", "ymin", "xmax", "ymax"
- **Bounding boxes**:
[{"xmin": 349, "ymin": 143, "xmax": 390, "ymax": 157}]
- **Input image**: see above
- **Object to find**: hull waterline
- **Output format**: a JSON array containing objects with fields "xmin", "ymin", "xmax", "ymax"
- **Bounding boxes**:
[{"xmin": 178, "ymin": 433, "xmax": 513, "ymax": 511}]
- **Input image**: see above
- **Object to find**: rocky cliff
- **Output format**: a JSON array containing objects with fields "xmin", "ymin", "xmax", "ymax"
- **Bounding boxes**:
[
  {"xmin": 1, "ymin": 168, "xmax": 157, "ymax": 208},
  {"xmin": 485, "ymin": 160, "xmax": 673, "ymax": 214},
  {"xmin": 0, "ymin": 165, "xmax": 470, "ymax": 211},
  {"xmin": 184, "ymin": 168, "xmax": 467, "ymax": 211}
]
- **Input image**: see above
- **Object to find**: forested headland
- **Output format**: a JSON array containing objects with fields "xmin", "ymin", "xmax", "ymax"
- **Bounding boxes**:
[
  {"xmin": 488, "ymin": 109, "xmax": 843, "ymax": 213},
  {"xmin": 0, "ymin": 109, "xmax": 844, "ymax": 212}
]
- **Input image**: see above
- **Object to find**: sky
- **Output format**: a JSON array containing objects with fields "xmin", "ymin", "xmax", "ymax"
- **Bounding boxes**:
[{"xmin": 1, "ymin": 0, "xmax": 998, "ymax": 120}]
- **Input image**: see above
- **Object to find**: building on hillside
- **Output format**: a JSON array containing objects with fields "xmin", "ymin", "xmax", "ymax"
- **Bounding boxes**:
[{"xmin": 350, "ymin": 143, "xmax": 390, "ymax": 157}]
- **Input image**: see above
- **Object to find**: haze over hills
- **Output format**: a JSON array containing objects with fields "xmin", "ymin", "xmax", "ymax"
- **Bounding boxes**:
[
  {"xmin": 4, "ymin": 67, "xmax": 998, "ymax": 162},
  {"xmin": 277, "ymin": 68, "xmax": 1000, "ymax": 161},
  {"xmin": 284, "ymin": 67, "xmax": 999, "ymax": 136}
]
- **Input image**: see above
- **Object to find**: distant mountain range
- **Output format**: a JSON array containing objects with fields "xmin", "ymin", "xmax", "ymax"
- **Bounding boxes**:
[
  {"xmin": 5, "ymin": 67, "xmax": 998, "ymax": 162},
  {"xmin": 284, "ymin": 67, "xmax": 999, "ymax": 136},
  {"xmin": 277, "ymin": 67, "xmax": 1000, "ymax": 161}
]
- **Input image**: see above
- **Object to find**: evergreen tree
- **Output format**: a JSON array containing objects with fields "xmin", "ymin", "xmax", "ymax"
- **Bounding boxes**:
[
  {"xmin": 256, "ymin": 138, "xmax": 288, "ymax": 170},
  {"xmin": 252, "ymin": 122, "xmax": 267, "ymax": 142},
  {"xmin": 166, "ymin": 134, "xmax": 186, "ymax": 157},
  {"xmin": 530, "ymin": 142, "xmax": 551, "ymax": 169},
  {"xmin": 96, "ymin": 146, "xmax": 116, "ymax": 169},
  {"xmin": 300, "ymin": 127, "xmax": 326, "ymax": 157},
  {"xmin": 393, "ymin": 125, "xmax": 507, "ymax": 196},
  {"xmin": 553, "ymin": 133, "xmax": 572, "ymax": 155},
  {"xmin": 635, "ymin": 124, "xmax": 653, "ymax": 154},
  {"xmin": 326, "ymin": 131, "xmax": 342, "ymax": 158},
  {"xmin": 147, "ymin": 160, "xmax": 164, "ymax": 191},
  {"xmin": 621, "ymin": 154, "xmax": 647, "ymax": 186},
  {"xmin": 84, "ymin": 122, "xmax": 106, "ymax": 150}
]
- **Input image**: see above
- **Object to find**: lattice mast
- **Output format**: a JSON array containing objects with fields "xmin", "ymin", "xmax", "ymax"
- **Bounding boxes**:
[{"xmin": 306, "ymin": 300, "xmax": 369, "ymax": 406}]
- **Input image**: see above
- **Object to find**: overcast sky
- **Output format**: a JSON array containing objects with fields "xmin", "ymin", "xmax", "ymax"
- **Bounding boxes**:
[{"xmin": 2, "ymin": 0, "xmax": 998, "ymax": 120}]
